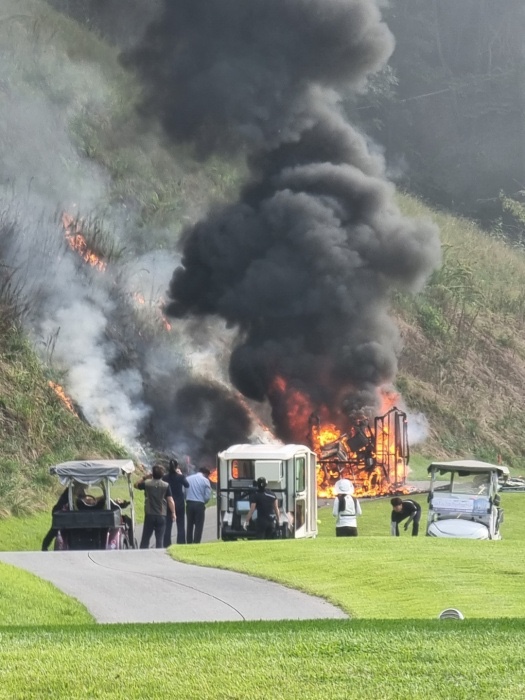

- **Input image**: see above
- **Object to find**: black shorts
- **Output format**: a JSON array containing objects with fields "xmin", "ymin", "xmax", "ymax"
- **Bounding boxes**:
[{"xmin": 336, "ymin": 526, "xmax": 358, "ymax": 537}]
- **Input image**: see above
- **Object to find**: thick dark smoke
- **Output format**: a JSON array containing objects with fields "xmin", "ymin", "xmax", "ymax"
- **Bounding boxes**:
[
  {"xmin": 127, "ymin": 0, "xmax": 441, "ymax": 442},
  {"xmin": 126, "ymin": 0, "xmax": 393, "ymax": 153},
  {"xmin": 150, "ymin": 380, "xmax": 253, "ymax": 468}
]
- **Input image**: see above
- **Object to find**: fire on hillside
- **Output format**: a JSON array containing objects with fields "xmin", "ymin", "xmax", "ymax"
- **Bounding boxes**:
[
  {"xmin": 62, "ymin": 212, "xmax": 107, "ymax": 271},
  {"xmin": 48, "ymin": 380, "xmax": 78, "ymax": 416}
]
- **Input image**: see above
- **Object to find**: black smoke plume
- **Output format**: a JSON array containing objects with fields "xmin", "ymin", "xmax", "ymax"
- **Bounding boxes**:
[
  {"xmin": 127, "ymin": 0, "xmax": 441, "ymax": 442},
  {"xmin": 150, "ymin": 380, "xmax": 253, "ymax": 468}
]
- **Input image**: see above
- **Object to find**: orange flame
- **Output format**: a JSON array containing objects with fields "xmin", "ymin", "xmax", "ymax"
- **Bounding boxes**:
[
  {"xmin": 62, "ymin": 212, "xmax": 106, "ymax": 271},
  {"xmin": 48, "ymin": 381, "xmax": 77, "ymax": 415},
  {"xmin": 271, "ymin": 376, "xmax": 408, "ymax": 498}
]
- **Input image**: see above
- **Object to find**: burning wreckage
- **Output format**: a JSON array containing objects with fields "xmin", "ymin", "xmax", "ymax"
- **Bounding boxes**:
[{"xmin": 309, "ymin": 405, "xmax": 409, "ymax": 498}]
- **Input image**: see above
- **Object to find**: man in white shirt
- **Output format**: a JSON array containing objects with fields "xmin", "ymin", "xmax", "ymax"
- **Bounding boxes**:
[{"xmin": 185, "ymin": 467, "xmax": 212, "ymax": 544}]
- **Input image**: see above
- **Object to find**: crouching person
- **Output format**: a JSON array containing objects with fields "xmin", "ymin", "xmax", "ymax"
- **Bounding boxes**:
[{"xmin": 390, "ymin": 497, "xmax": 421, "ymax": 536}]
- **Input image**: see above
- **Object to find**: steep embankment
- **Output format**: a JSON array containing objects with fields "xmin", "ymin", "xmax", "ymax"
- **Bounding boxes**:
[
  {"xmin": 0, "ymin": 0, "xmax": 240, "ymax": 516},
  {"xmin": 396, "ymin": 196, "xmax": 525, "ymax": 468},
  {"xmin": 1, "ymin": 0, "xmax": 525, "ymax": 521},
  {"xmin": 0, "ymin": 323, "xmax": 124, "ymax": 517}
]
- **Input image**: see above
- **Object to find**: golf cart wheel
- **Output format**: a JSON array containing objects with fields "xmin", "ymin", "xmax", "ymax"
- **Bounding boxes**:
[{"xmin": 221, "ymin": 528, "xmax": 237, "ymax": 541}]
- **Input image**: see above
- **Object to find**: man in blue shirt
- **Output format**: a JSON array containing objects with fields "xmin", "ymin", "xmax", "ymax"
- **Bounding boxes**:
[{"xmin": 185, "ymin": 467, "xmax": 212, "ymax": 544}]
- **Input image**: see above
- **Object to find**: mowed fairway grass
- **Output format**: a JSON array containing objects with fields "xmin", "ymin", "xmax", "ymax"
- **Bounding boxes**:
[
  {"xmin": 1, "ymin": 493, "xmax": 525, "ymax": 699},
  {"xmin": 170, "ymin": 493, "xmax": 525, "ymax": 619}
]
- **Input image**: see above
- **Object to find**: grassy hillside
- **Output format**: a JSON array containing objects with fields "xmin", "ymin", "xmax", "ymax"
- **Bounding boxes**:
[
  {"xmin": 0, "ymin": 318, "xmax": 125, "ymax": 517},
  {"xmin": 0, "ymin": 0, "xmax": 237, "ymax": 516},
  {"xmin": 2, "ymin": 0, "xmax": 525, "ymax": 522},
  {"xmin": 396, "ymin": 197, "xmax": 525, "ymax": 468}
]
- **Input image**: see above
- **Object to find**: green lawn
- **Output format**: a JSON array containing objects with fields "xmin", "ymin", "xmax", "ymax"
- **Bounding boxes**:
[
  {"xmin": 1, "ymin": 620, "xmax": 525, "ymax": 699},
  {"xmin": 1, "ymin": 493, "xmax": 525, "ymax": 698},
  {"xmin": 168, "ymin": 493, "xmax": 525, "ymax": 619},
  {"xmin": 0, "ymin": 562, "xmax": 92, "ymax": 626}
]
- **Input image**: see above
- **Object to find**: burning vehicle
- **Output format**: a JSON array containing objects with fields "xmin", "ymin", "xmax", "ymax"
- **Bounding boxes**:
[
  {"xmin": 217, "ymin": 444, "xmax": 318, "ymax": 541},
  {"xmin": 310, "ymin": 405, "xmax": 410, "ymax": 498},
  {"xmin": 426, "ymin": 460, "xmax": 508, "ymax": 539}
]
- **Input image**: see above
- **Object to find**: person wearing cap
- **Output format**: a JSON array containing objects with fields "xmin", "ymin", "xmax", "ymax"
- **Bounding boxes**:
[
  {"xmin": 390, "ymin": 497, "xmax": 421, "ymax": 536},
  {"xmin": 332, "ymin": 479, "xmax": 362, "ymax": 537},
  {"xmin": 245, "ymin": 477, "xmax": 280, "ymax": 539}
]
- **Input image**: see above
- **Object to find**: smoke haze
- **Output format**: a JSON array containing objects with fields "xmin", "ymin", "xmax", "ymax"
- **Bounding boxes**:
[
  {"xmin": 0, "ymin": 0, "xmax": 441, "ymax": 462},
  {"xmin": 127, "ymin": 0, "xmax": 441, "ymax": 441},
  {"xmin": 0, "ymin": 2, "xmax": 252, "ymax": 462}
]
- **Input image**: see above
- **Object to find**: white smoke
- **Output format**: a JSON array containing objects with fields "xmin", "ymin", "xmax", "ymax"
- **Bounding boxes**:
[{"xmin": 0, "ymin": 4, "xmax": 212, "ymax": 450}]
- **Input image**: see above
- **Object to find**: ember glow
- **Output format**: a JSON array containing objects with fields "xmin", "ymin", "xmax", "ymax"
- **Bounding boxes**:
[
  {"xmin": 62, "ymin": 212, "xmax": 106, "ymax": 271},
  {"xmin": 48, "ymin": 381, "xmax": 77, "ymax": 415},
  {"xmin": 132, "ymin": 292, "xmax": 172, "ymax": 331},
  {"xmin": 270, "ymin": 376, "xmax": 409, "ymax": 498}
]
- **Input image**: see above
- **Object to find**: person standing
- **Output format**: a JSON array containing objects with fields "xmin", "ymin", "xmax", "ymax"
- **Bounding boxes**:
[
  {"xmin": 390, "ymin": 497, "xmax": 421, "ymax": 536},
  {"xmin": 185, "ymin": 467, "xmax": 212, "ymax": 544},
  {"xmin": 135, "ymin": 465, "xmax": 176, "ymax": 548},
  {"xmin": 244, "ymin": 477, "xmax": 280, "ymax": 539},
  {"xmin": 332, "ymin": 479, "xmax": 361, "ymax": 537},
  {"xmin": 163, "ymin": 459, "xmax": 189, "ymax": 546}
]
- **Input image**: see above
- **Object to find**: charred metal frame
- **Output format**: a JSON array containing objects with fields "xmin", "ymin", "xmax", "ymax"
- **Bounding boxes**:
[{"xmin": 312, "ymin": 406, "xmax": 409, "ymax": 495}]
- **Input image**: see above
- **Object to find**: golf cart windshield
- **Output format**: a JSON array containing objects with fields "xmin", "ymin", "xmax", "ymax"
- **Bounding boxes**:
[{"xmin": 437, "ymin": 472, "xmax": 490, "ymax": 495}]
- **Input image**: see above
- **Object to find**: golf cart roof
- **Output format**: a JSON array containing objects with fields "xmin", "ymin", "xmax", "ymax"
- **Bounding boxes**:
[
  {"xmin": 218, "ymin": 443, "xmax": 314, "ymax": 460},
  {"xmin": 427, "ymin": 460, "xmax": 510, "ymax": 477},
  {"xmin": 49, "ymin": 459, "xmax": 135, "ymax": 486}
]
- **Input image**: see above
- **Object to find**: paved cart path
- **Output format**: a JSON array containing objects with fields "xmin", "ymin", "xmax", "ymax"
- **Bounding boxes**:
[{"xmin": 0, "ymin": 549, "xmax": 347, "ymax": 623}]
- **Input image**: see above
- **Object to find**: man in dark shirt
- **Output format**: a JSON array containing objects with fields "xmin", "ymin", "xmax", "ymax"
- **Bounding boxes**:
[
  {"xmin": 162, "ymin": 459, "xmax": 190, "ymax": 546},
  {"xmin": 135, "ymin": 464, "xmax": 176, "ymax": 548},
  {"xmin": 245, "ymin": 477, "xmax": 280, "ymax": 540},
  {"xmin": 390, "ymin": 497, "xmax": 421, "ymax": 536}
]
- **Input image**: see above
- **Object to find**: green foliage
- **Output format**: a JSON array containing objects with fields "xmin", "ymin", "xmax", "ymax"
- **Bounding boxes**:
[
  {"xmin": 365, "ymin": 1, "xmax": 525, "ymax": 223},
  {"xmin": 416, "ymin": 300, "xmax": 448, "ymax": 340},
  {"xmin": 499, "ymin": 192, "xmax": 525, "ymax": 246}
]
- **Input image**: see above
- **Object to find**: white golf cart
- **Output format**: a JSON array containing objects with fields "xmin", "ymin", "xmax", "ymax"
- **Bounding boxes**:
[
  {"xmin": 426, "ymin": 460, "xmax": 509, "ymax": 539},
  {"xmin": 217, "ymin": 444, "xmax": 318, "ymax": 540}
]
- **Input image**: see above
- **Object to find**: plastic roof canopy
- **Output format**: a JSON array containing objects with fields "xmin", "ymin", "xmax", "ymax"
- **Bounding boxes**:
[
  {"xmin": 427, "ymin": 460, "xmax": 510, "ymax": 477},
  {"xmin": 49, "ymin": 459, "xmax": 135, "ymax": 486}
]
